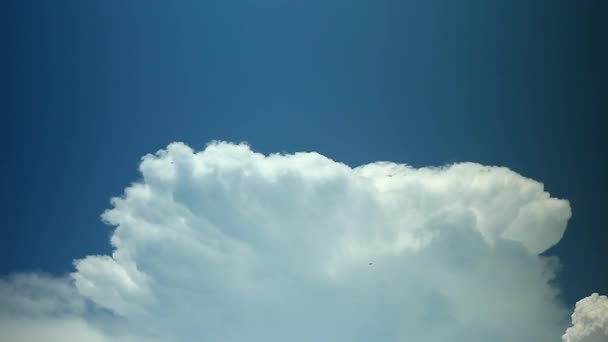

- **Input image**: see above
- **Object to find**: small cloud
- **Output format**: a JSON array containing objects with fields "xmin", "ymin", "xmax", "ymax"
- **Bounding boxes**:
[{"xmin": 563, "ymin": 293, "xmax": 608, "ymax": 342}]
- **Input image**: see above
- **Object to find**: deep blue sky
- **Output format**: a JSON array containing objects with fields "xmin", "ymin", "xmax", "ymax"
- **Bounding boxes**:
[{"xmin": 4, "ymin": 0, "xmax": 606, "ymax": 309}]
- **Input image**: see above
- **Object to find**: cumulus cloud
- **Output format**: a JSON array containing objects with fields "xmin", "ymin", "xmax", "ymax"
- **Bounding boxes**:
[
  {"xmin": 562, "ymin": 293, "xmax": 608, "ymax": 342},
  {"xmin": 0, "ymin": 141, "xmax": 578, "ymax": 341}
]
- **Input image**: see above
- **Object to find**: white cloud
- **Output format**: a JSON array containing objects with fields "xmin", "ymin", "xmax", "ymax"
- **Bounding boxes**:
[
  {"xmin": 563, "ymin": 293, "xmax": 608, "ymax": 342},
  {"xmin": 1, "ymin": 141, "xmax": 577, "ymax": 341}
]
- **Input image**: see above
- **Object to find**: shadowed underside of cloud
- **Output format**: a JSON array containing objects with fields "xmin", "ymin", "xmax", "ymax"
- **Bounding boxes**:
[{"xmin": 0, "ymin": 141, "xmax": 586, "ymax": 341}]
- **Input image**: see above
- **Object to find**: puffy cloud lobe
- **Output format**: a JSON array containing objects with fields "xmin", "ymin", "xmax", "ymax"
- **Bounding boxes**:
[
  {"xmin": 563, "ymin": 293, "xmax": 608, "ymax": 342},
  {"xmin": 1, "ymin": 142, "xmax": 576, "ymax": 341}
]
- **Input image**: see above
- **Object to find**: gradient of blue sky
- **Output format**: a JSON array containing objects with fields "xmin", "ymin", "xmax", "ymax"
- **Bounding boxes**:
[{"xmin": 3, "ymin": 0, "xmax": 606, "ymax": 314}]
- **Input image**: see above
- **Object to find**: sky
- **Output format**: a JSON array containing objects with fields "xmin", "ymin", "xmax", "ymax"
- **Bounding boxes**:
[{"xmin": 2, "ymin": 1, "xmax": 608, "ymax": 341}]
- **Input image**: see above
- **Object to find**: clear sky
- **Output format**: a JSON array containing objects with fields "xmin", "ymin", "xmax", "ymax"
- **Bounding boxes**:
[{"xmin": 3, "ymin": 1, "xmax": 607, "ymax": 341}]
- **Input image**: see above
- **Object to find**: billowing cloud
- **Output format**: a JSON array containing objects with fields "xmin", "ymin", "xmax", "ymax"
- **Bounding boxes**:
[
  {"xmin": 1, "ymin": 142, "xmax": 578, "ymax": 341},
  {"xmin": 562, "ymin": 293, "xmax": 608, "ymax": 342}
]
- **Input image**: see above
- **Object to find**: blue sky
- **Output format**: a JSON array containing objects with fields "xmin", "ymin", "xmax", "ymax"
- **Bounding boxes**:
[{"xmin": 3, "ymin": 1, "xmax": 607, "ymax": 341}]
